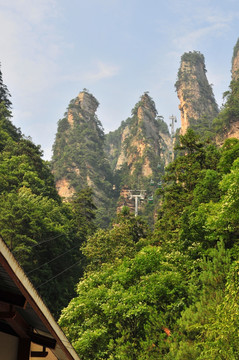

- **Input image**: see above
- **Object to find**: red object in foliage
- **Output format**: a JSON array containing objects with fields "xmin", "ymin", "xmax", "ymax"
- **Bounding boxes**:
[{"xmin": 163, "ymin": 327, "xmax": 171, "ymax": 336}]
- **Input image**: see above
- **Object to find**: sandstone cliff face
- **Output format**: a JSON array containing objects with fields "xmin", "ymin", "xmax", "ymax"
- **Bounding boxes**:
[
  {"xmin": 216, "ymin": 121, "xmax": 239, "ymax": 146},
  {"xmin": 52, "ymin": 90, "xmax": 102, "ymax": 199},
  {"xmin": 175, "ymin": 51, "xmax": 218, "ymax": 135},
  {"xmin": 120, "ymin": 94, "xmax": 170, "ymax": 177},
  {"xmin": 105, "ymin": 93, "xmax": 171, "ymax": 189},
  {"xmin": 216, "ymin": 39, "xmax": 239, "ymax": 144},
  {"xmin": 77, "ymin": 91, "xmax": 99, "ymax": 114},
  {"xmin": 105, "ymin": 93, "xmax": 172, "ymax": 218},
  {"xmin": 66, "ymin": 91, "xmax": 99, "ymax": 130},
  {"xmin": 232, "ymin": 38, "xmax": 239, "ymax": 81},
  {"xmin": 55, "ymin": 178, "xmax": 75, "ymax": 199},
  {"xmin": 115, "ymin": 125, "xmax": 130, "ymax": 169},
  {"xmin": 224, "ymin": 39, "xmax": 239, "ymax": 139}
]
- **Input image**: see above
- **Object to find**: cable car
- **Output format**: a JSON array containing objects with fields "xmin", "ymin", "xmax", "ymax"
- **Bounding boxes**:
[{"xmin": 148, "ymin": 196, "xmax": 153, "ymax": 204}]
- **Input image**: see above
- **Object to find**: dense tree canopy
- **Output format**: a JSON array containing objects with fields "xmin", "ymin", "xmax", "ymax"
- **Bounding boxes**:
[
  {"xmin": 59, "ymin": 246, "xmax": 188, "ymax": 360},
  {"xmin": 0, "ymin": 97, "xmax": 91, "ymax": 316},
  {"xmin": 59, "ymin": 129, "xmax": 239, "ymax": 358}
]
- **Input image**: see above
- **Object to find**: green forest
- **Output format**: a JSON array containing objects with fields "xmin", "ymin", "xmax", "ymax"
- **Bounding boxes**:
[
  {"xmin": 59, "ymin": 129, "xmax": 239, "ymax": 359},
  {"xmin": 1, "ymin": 41, "xmax": 239, "ymax": 359}
]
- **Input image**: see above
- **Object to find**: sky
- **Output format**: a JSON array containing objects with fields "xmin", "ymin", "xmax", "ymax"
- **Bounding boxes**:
[{"xmin": 0, "ymin": 0, "xmax": 239, "ymax": 159}]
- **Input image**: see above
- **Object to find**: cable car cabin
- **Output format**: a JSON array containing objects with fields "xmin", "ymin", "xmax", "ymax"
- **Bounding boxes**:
[
  {"xmin": 148, "ymin": 196, "xmax": 153, "ymax": 204},
  {"xmin": 150, "ymin": 179, "xmax": 155, "ymax": 186},
  {"xmin": 157, "ymin": 182, "xmax": 162, "ymax": 188}
]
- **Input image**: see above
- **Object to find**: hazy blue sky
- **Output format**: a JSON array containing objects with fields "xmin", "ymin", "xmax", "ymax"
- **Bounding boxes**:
[{"xmin": 0, "ymin": 0, "xmax": 238, "ymax": 159}]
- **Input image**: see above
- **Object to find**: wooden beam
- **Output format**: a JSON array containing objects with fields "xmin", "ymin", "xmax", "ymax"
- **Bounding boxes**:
[
  {"xmin": 31, "ymin": 346, "xmax": 48, "ymax": 358},
  {"xmin": 0, "ymin": 303, "xmax": 15, "ymax": 319},
  {"xmin": 0, "ymin": 310, "xmax": 15, "ymax": 319},
  {"xmin": 0, "ymin": 290, "xmax": 26, "ymax": 308},
  {"xmin": 29, "ymin": 331, "xmax": 56, "ymax": 349},
  {"xmin": 6, "ymin": 311, "xmax": 30, "ymax": 339},
  {"xmin": 17, "ymin": 338, "xmax": 31, "ymax": 360}
]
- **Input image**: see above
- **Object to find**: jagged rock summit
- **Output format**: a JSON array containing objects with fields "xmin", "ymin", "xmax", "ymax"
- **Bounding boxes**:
[
  {"xmin": 106, "ymin": 92, "xmax": 172, "ymax": 183},
  {"xmin": 232, "ymin": 38, "xmax": 239, "ymax": 81},
  {"xmin": 105, "ymin": 92, "xmax": 172, "ymax": 216},
  {"xmin": 52, "ymin": 90, "xmax": 172, "ymax": 223},
  {"xmin": 51, "ymin": 89, "xmax": 114, "ymax": 226},
  {"xmin": 175, "ymin": 51, "xmax": 219, "ymax": 135}
]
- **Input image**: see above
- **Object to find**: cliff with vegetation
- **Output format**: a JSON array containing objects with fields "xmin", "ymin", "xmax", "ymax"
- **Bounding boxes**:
[
  {"xmin": 232, "ymin": 38, "xmax": 239, "ymax": 81},
  {"xmin": 105, "ymin": 92, "xmax": 172, "ymax": 217},
  {"xmin": 175, "ymin": 51, "xmax": 219, "ymax": 136},
  {"xmin": 214, "ymin": 38, "xmax": 239, "ymax": 143},
  {"xmin": 51, "ymin": 90, "xmax": 115, "ymax": 227},
  {"xmin": 106, "ymin": 93, "xmax": 171, "ymax": 182}
]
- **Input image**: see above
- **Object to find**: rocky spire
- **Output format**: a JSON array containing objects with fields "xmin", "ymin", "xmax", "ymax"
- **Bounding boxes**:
[
  {"xmin": 232, "ymin": 38, "xmax": 239, "ymax": 81},
  {"xmin": 175, "ymin": 51, "xmax": 219, "ymax": 135},
  {"xmin": 106, "ymin": 92, "xmax": 171, "ymax": 183},
  {"xmin": 67, "ymin": 90, "xmax": 99, "ymax": 127},
  {"xmin": 51, "ymin": 89, "xmax": 114, "ymax": 227}
]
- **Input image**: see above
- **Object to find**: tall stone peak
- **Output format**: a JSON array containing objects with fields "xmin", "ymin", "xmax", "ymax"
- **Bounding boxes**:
[
  {"xmin": 106, "ymin": 92, "xmax": 171, "ymax": 183},
  {"xmin": 52, "ymin": 90, "xmax": 114, "ymax": 227},
  {"xmin": 134, "ymin": 92, "xmax": 157, "ymax": 120},
  {"xmin": 67, "ymin": 90, "xmax": 99, "ymax": 127},
  {"xmin": 76, "ymin": 90, "xmax": 99, "ymax": 114},
  {"xmin": 105, "ymin": 92, "xmax": 172, "ymax": 219},
  {"xmin": 232, "ymin": 38, "xmax": 239, "ymax": 81},
  {"xmin": 175, "ymin": 51, "xmax": 219, "ymax": 135},
  {"xmin": 216, "ymin": 39, "xmax": 239, "ymax": 144}
]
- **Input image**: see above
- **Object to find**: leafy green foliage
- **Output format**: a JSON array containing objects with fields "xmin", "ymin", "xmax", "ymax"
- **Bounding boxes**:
[
  {"xmin": 217, "ymin": 137, "xmax": 239, "ymax": 173},
  {"xmin": 60, "ymin": 121, "xmax": 239, "ymax": 358},
  {"xmin": 155, "ymin": 129, "xmax": 219, "ymax": 249},
  {"xmin": 167, "ymin": 243, "xmax": 231, "ymax": 359},
  {"xmin": 71, "ymin": 187, "xmax": 97, "ymax": 240},
  {"xmin": 198, "ymin": 261, "xmax": 239, "ymax": 359},
  {"xmin": 157, "ymin": 115, "xmax": 170, "ymax": 135},
  {"xmin": 212, "ymin": 76, "xmax": 239, "ymax": 133},
  {"xmin": 0, "ymin": 187, "xmax": 84, "ymax": 316},
  {"xmin": 59, "ymin": 246, "xmax": 188, "ymax": 360},
  {"xmin": 0, "ymin": 138, "xmax": 59, "ymax": 200},
  {"xmin": 0, "ymin": 62, "xmax": 12, "ymax": 110},
  {"xmin": 189, "ymin": 114, "xmax": 215, "ymax": 140},
  {"xmin": 156, "ymin": 131, "xmax": 239, "ymax": 357},
  {"xmin": 0, "ymin": 88, "xmax": 87, "ymax": 316},
  {"xmin": 81, "ymin": 210, "xmax": 150, "ymax": 270}
]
